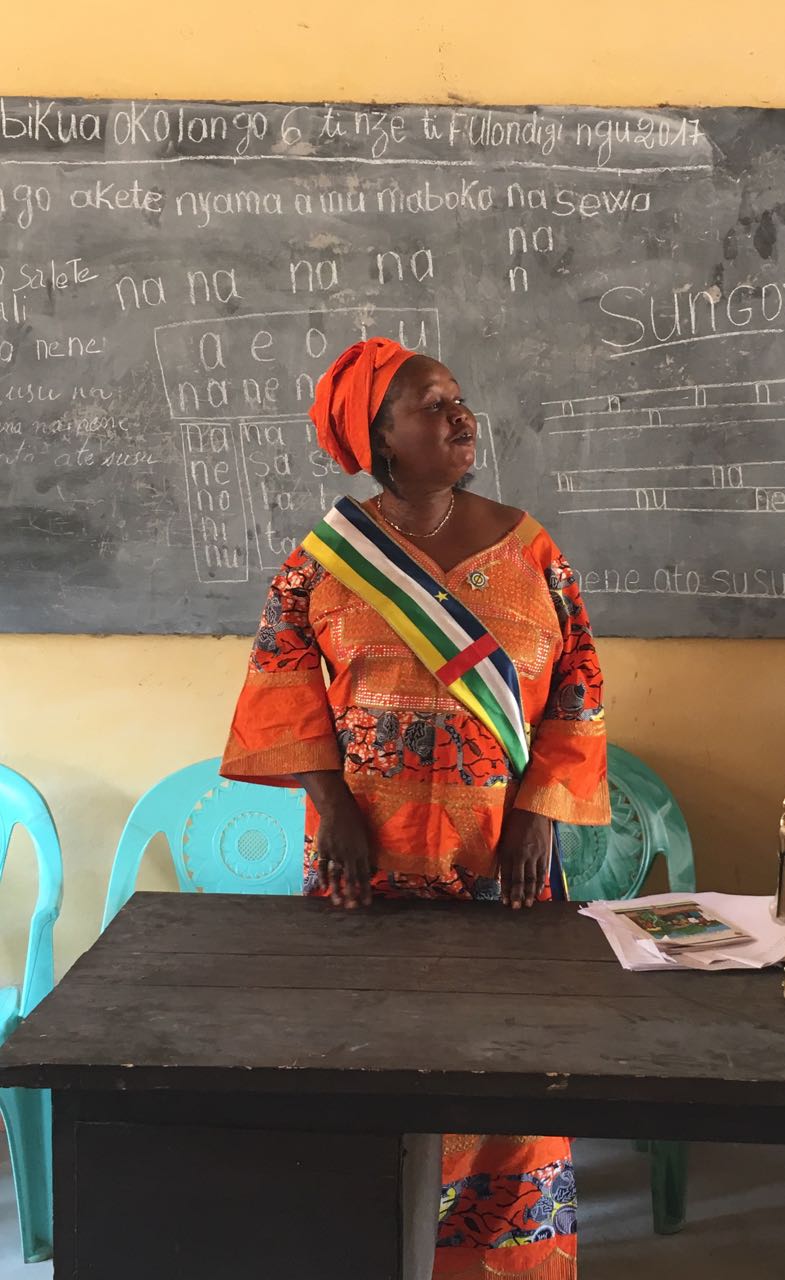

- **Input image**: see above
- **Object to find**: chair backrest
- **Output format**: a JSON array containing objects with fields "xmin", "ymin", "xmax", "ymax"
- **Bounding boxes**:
[
  {"xmin": 558, "ymin": 744, "xmax": 695, "ymax": 901},
  {"xmin": 0, "ymin": 765, "xmax": 63, "ymax": 1028},
  {"xmin": 102, "ymin": 759, "xmax": 306, "ymax": 929}
]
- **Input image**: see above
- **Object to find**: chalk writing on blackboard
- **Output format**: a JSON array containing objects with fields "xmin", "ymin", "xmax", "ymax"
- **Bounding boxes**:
[{"xmin": 0, "ymin": 99, "xmax": 782, "ymax": 636}]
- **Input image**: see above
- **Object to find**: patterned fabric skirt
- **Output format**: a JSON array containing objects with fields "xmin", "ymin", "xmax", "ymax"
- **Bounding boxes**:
[
  {"xmin": 304, "ymin": 851, "xmax": 578, "ymax": 1280},
  {"xmin": 436, "ymin": 1133, "xmax": 577, "ymax": 1280}
]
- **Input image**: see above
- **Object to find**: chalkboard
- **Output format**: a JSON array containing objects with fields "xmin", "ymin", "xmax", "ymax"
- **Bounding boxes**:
[{"xmin": 1, "ymin": 98, "xmax": 784, "ymax": 636}]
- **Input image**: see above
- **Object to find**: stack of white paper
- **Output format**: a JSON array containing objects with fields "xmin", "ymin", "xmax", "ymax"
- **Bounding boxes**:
[{"xmin": 580, "ymin": 892, "xmax": 785, "ymax": 971}]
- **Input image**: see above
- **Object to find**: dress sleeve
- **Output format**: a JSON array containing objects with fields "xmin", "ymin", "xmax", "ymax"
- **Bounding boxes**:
[
  {"xmin": 220, "ymin": 547, "xmax": 341, "ymax": 786},
  {"xmin": 514, "ymin": 533, "xmax": 611, "ymax": 825}
]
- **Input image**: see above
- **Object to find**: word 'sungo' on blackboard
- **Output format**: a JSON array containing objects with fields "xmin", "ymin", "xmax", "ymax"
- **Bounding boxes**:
[{"xmin": 0, "ymin": 99, "xmax": 783, "ymax": 636}]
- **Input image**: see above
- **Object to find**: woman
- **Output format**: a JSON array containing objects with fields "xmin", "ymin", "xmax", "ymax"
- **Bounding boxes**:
[{"xmin": 222, "ymin": 337, "xmax": 610, "ymax": 1280}]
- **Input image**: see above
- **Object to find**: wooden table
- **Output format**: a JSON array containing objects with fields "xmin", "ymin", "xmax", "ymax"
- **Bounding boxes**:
[{"xmin": 1, "ymin": 893, "xmax": 784, "ymax": 1280}]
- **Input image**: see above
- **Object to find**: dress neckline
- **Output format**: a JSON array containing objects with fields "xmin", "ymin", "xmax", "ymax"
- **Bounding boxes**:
[{"xmin": 359, "ymin": 497, "xmax": 528, "ymax": 585}]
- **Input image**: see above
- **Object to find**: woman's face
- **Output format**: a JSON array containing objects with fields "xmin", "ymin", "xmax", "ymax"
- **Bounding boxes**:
[{"xmin": 380, "ymin": 356, "xmax": 477, "ymax": 490}]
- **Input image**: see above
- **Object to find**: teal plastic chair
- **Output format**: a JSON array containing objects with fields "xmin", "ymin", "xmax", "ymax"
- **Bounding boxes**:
[
  {"xmin": 0, "ymin": 764, "xmax": 64, "ymax": 1263},
  {"xmin": 102, "ymin": 758, "xmax": 305, "ymax": 929},
  {"xmin": 559, "ymin": 743, "xmax": 695, "ymax": 1237}
]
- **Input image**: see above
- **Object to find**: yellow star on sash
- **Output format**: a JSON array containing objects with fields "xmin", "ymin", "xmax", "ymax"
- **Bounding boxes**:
[{"xmin": 435, "ymin": 591, "xmax": 449, "ymax": 602}]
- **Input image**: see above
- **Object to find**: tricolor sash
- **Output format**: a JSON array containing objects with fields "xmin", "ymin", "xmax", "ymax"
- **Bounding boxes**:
[{"xmin": 302, "ymin": 497, "xmax": 529, "ymax": 776}]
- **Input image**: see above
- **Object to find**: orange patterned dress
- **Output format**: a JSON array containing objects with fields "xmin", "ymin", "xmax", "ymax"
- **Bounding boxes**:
[{"xmin": 222, "ymin": 504, "xmax": 609, "ymax": 1280}]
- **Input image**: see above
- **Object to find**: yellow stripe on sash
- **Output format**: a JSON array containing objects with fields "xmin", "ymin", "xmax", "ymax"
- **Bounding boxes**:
[{"xmin": 445, "ymin": 678, "xmax": 501, "ymax": 744}]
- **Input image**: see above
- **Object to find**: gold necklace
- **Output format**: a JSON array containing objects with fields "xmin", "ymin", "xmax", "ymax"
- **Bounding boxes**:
[{"xmin": 375, "ymin": 491, "xmax": 454, "ymax": 538}]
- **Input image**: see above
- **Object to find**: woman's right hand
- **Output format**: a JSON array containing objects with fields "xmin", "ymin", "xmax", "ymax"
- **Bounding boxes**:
[
  {"xmin": 295, "ymin": 771, "xmax": 374, "ymax": 909},
  {"xmin": 316, "ymin": 795, "xmax": 373, "ymax": 909}
]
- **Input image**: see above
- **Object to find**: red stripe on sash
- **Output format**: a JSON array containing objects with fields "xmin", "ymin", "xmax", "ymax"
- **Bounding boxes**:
[{"xmin": 434, "ymin": 632, "xmax": 498, "ymax": 685}]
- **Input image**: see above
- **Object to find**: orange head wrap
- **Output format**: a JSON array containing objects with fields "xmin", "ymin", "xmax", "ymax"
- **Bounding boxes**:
[{"xmin": 309, "ymin": 337, "xmax": 416, "ymax": 475}]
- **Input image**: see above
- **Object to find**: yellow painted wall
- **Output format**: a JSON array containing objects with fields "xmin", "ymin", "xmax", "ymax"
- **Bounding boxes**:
[{"xmin": 2, "ymin": 1, "xmax": 784, "ymax": 983}]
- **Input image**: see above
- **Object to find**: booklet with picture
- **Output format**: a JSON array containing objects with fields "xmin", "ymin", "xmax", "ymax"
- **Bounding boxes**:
[{"xmin": 607, "ymin": 899, "xmax": 753, "ymax": 950}]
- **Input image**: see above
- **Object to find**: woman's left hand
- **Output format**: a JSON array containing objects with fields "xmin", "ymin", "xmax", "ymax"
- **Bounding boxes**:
[{"xmin": 498, "ymin": 809, "xmax": 553, "ymax": 909}]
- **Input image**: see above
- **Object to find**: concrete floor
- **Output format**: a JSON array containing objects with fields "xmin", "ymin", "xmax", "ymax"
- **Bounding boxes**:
[{"xmin": 1, "ymin": 1134, "xmax": 783, "ymax": 1278}]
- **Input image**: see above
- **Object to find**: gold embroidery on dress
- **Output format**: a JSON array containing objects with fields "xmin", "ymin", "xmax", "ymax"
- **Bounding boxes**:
[
  {"xmin": 442, "ymin": 1134, "xmax": 543, "ymax": 1156},
  {"xmin": 440, "ymin": 1251, "xmax": 575, "ymax": 1280},
  {"xmin": 539, "ymin": 718, "xmax": 607, "ymax": 738},
  {"xmin": 483, "ymin": 1249, "xmax": 577, "ymax": 1280},
  {"xmin": 244, "ymin": 668, "xmax": 327, "ymax": 689},
  {"xmin": 311, "ymin": 540, "xmax": 563, "ymax": 704},
  {"xmin": 334, "ymin": 610, "xmax": 456, "ymax": 710},
  {"xmin": 442, "ymin": 1134, "xmax": 480, "ymax": 1156},
  {"xmin": 517, "ymin": 778, "xmax": 611, "ymax": 825},
  {"xmin": 346, "ymin": 774, "xmax": 504, "ymax": 875},
  {"xmin": 348, "ymin": 775, "xmax": 509, "ymax": 808}
]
